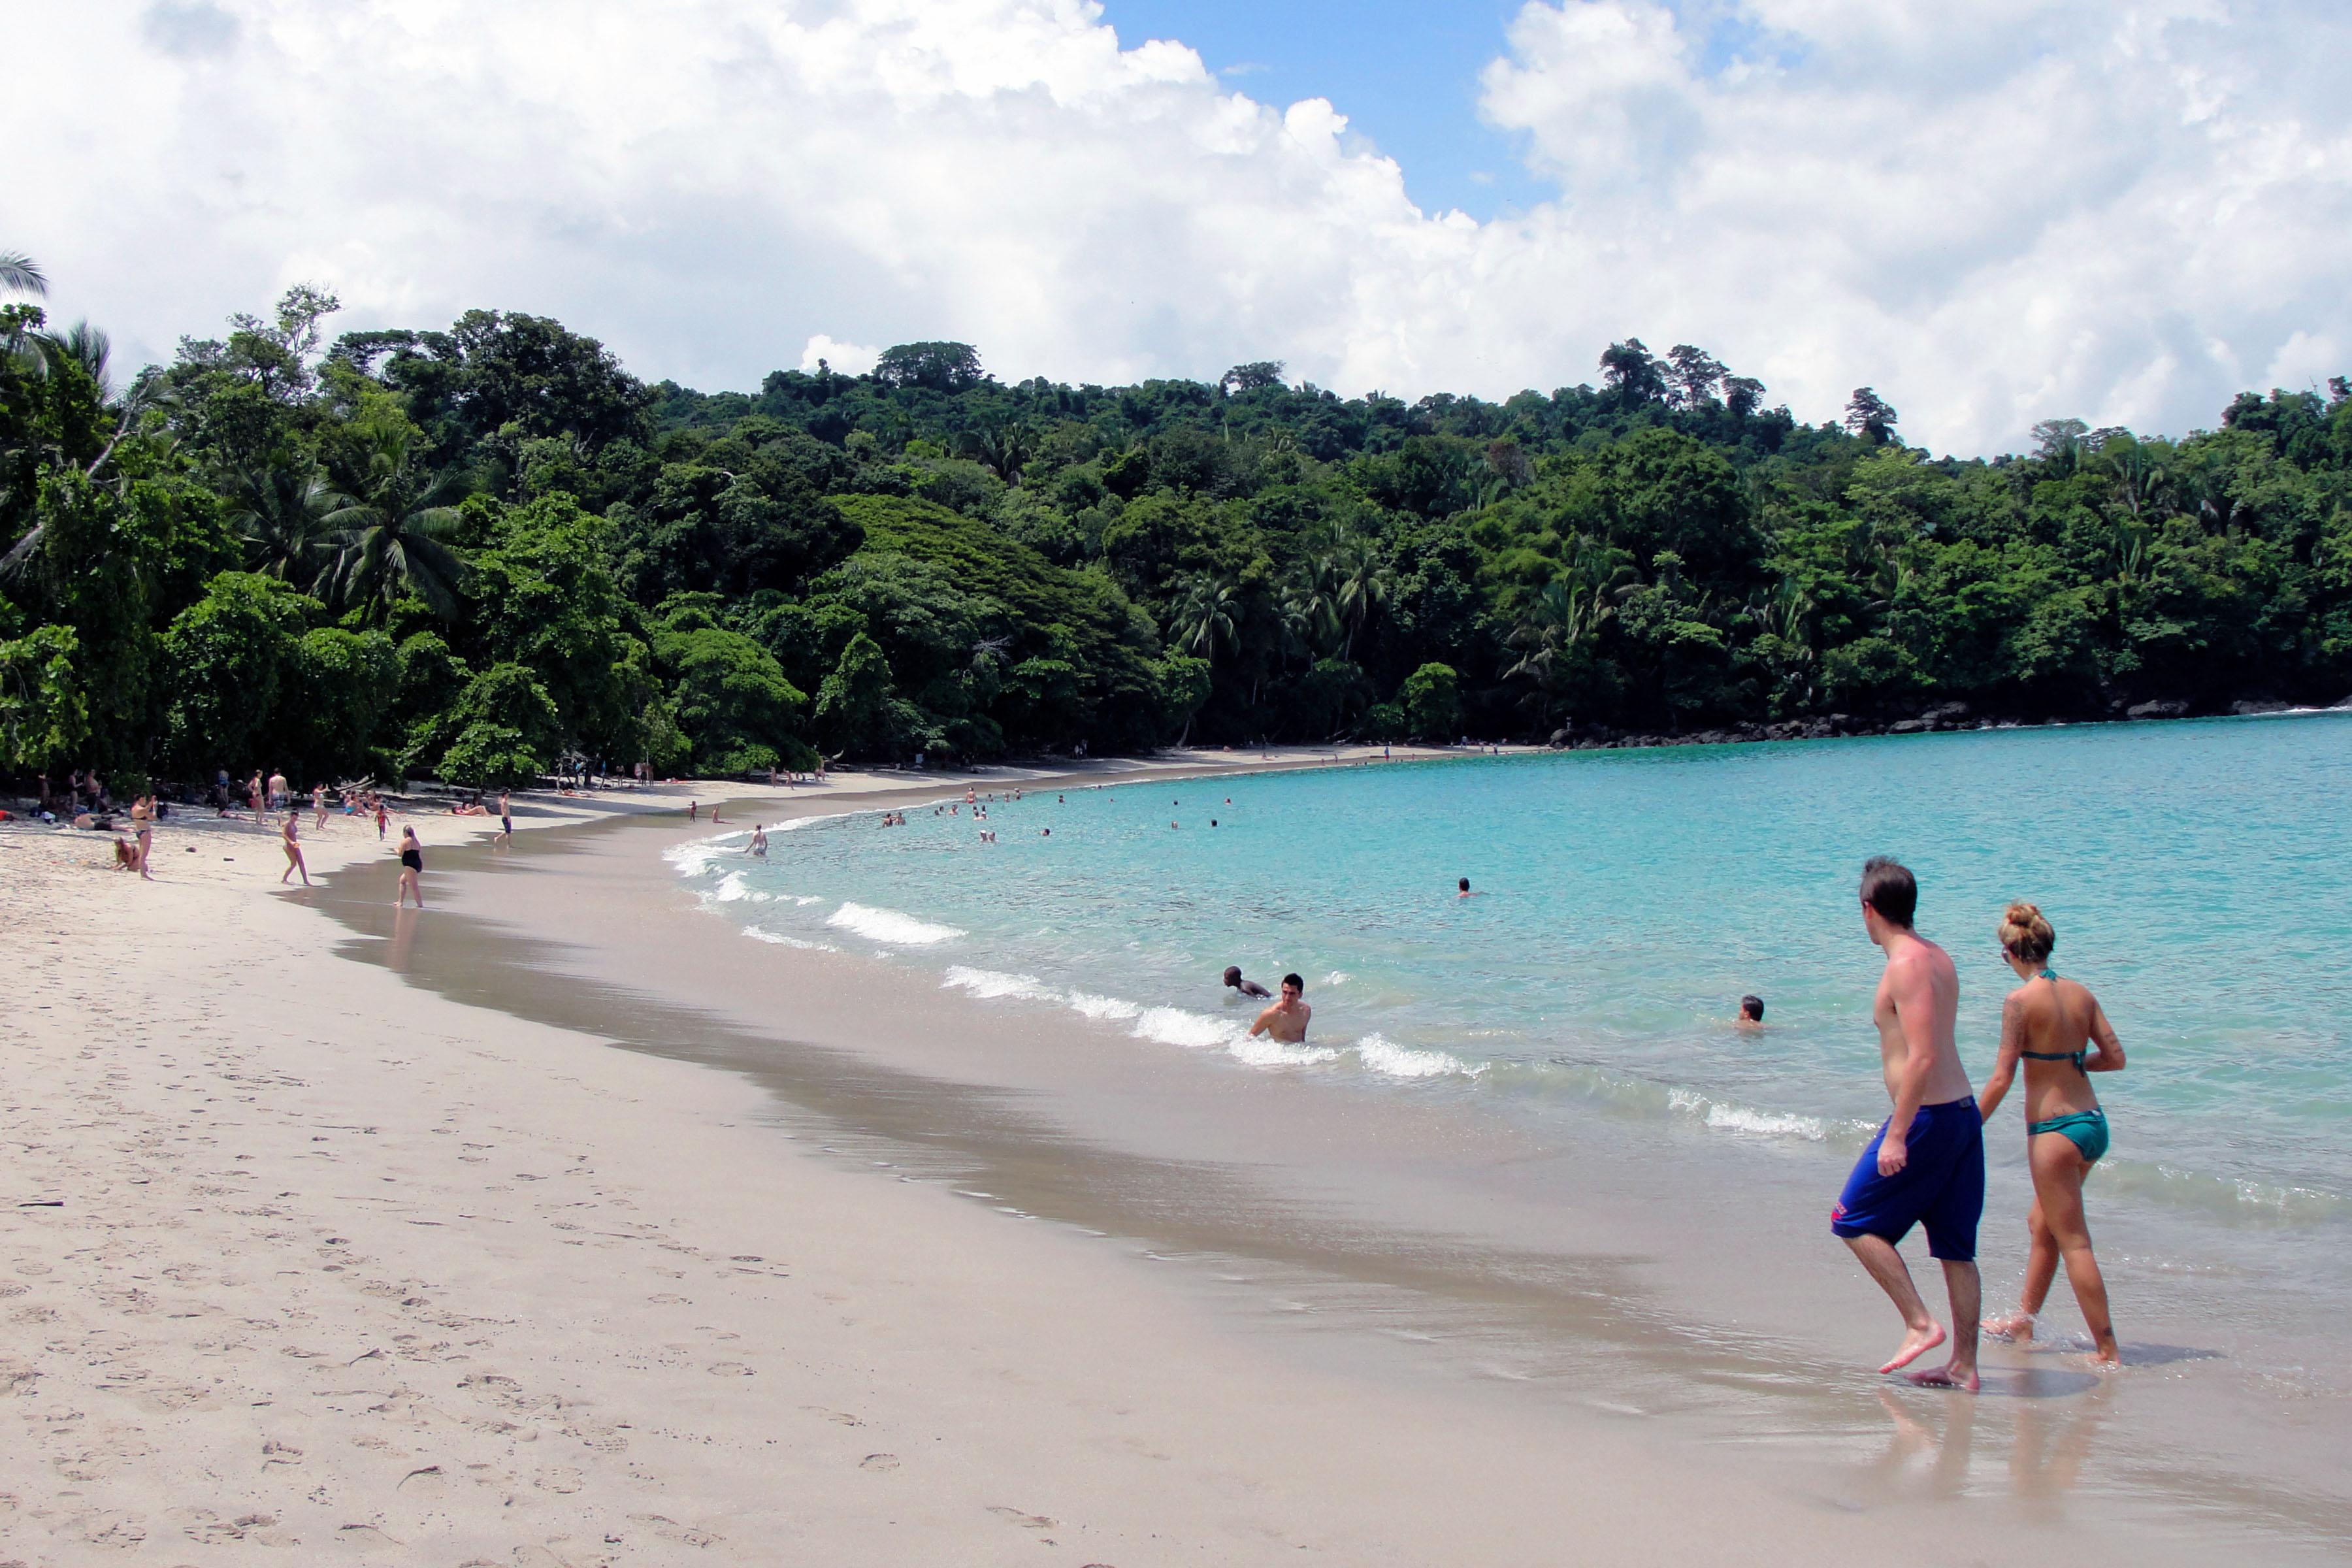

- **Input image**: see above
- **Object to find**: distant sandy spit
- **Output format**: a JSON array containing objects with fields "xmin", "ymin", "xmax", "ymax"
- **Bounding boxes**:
[{"xmin": 0, "ymin": 774, "xmax": 2240, "ymax": 1567}]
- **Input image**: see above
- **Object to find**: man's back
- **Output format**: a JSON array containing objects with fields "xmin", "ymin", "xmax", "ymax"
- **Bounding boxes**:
[{"xmin": 1872, "ymin": 931, "xmax": 1972, "ymax": 1105}]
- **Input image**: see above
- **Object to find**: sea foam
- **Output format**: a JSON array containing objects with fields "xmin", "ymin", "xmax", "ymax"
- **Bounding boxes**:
[
  {"xmin": 1353, "ymin": 1033, "xmax": 1482, "ymax": 1079},
  {"xmin": 826, "ymin": 902, "xmax": 964, "ymax": 945},
  {"xmin": 943, "ymin": 966, "xmax": 1060, "ymax": 1002}
]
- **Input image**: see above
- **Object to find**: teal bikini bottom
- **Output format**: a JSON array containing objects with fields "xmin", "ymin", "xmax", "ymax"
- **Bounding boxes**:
[{"xmin": 2029, "ymin": 1107, "xmax": 2110, "ymax": 1164}]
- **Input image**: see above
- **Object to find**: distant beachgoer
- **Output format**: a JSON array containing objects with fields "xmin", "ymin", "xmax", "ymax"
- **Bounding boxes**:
[
  {"xmin": 280, "ymin": 811, "xmax": 310, "ymax": 887},
  {"xmin": 112, "ymin": 835, "xmax": 140, "ymax": 871},
  {"xmin": 688, "ymin": 801, "xmax": 698, "ymax": 821},
  {"xmin": 1056, "ymin": 794, "xmax": 1064, "ymax": 804},
  {"xmin": 375, "ymin": 800, "xmax": 389, "ymax": 841},
  {"xmin": 397, "ymin": 828, "xmax": 425, "ymax": 907},
  {"xmin": 1458, "ymin": 877, "xmax": 1479, "ymax": 898},
  {"xmin": 495, "ymin": 789, "xmax": 514, "ymax": 847},
  {"xmin": 1223, "ymin": 966, "xmax": 1271, "ymax": 1000},
  {"xmin": 748, "ymin": 825, "xmax": 769, "ymax": 857},
  {"xmin": 1041, "ymin": 827, "xmax": 1051, "ymax": 837},
  {"xmin": 1249, "ymin": 973, "xmax": 1311, "ymax": 1043},
  {"xmin": 312, "ymin": 784, "xmax": 327, "ymax": 828},
  {"xmin": 1831, "ymin": 857, "xmax": 1983, "ymax": 1391},
  {"xmin": 130, "ymin": 794, "xmax": 154, "ymax": 880},
  {"xmin": 268, "ymin": 768, "xmax": 288, "ymax": 811},
  {"xmin": 1736, "ymin": 996, "xmax": 1766, "ymax": 1029},
  {"xmin": 1977, "ymin": 902, "xmax": 2126, "ymax": 1367},
  {"xmin": 248, "ymin": 772, "xmax": 265, "ymax": 824}
]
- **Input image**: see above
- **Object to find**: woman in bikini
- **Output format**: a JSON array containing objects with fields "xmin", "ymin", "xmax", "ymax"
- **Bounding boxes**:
[
  {"xmin": 129, "ymin": 793, "xmax": 155, "ymax": 880},
  {"xmin": 1976, "ymin": 902, "xmax": 2126, "ymax": 1366},
  {"xmin": 397, "ymin": 826, "xmax": 426, "ymax": 908},
  {"xmin": 280, "ymin": 809, "xmax": 311, "ymax": 886}
]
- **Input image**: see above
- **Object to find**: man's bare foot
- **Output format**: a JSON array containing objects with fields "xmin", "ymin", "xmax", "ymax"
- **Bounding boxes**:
[
  {"xmin": 1878, "ymin": 1321, "xmax": 1946, "ymax": 1374},
  {"xmin": 1900, "ymin": 1363, "xmax": 1976, "ymax": 1401},
  {"xmin": 1982, "ymin": 1311, "xmax": 2035, "ymax": 1343},
  {"xmin": 1906, "ymin": 1361, "xmax": 1981, "ymax": 1392}
]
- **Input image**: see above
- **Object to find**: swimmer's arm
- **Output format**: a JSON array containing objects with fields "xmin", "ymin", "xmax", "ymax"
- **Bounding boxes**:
[
  {"xmin": 1247, "ymin": 1005, "xmax": 1276, "ymax": 1038},
  {"xmin": 1978, "ymin": 993, "xmax": 2025, "ymax": 1122},
  {"xmin": 2084, "ymin": 997, "xmax": 2125, "ymax": 1072}
]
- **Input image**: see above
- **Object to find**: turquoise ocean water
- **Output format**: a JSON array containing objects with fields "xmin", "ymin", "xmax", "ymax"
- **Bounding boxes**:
[{"xmin": 672, "ymin": 712, "xmax": 2352, "ymax": 1222}]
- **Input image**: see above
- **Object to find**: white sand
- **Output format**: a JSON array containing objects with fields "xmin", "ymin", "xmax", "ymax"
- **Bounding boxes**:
[{"xmin": 0, "ymin": 783, "xmax": 2255, "ymax": 1565}]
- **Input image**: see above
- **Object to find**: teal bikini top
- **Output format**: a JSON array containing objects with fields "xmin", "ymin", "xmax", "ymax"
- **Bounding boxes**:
[{"xmin": 2018, "ymin": 969, "xmax": 2087, "ymax": 1071}]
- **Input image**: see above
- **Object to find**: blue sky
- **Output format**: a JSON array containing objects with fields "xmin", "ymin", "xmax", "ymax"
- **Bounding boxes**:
[{"xmin": 1101, "ymin": 0, "xmax": 1550, "ymax": 219}]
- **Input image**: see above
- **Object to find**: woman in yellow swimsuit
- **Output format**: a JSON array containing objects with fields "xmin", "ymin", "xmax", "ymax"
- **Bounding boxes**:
[{"xmin": 1976, "ymin": 902, "xmax": 2126, "ymax": 1366}]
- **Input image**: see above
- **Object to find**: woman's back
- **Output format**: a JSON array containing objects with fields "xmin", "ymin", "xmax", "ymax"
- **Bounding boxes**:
[{"xmin": 2006, "ymin": 973, "xmax": 2104, "ymax": 1120}]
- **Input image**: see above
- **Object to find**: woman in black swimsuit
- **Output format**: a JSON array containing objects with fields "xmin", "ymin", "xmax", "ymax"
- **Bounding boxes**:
[{"xmin": 397, "ymin": 827, "xmax": 425, "ymax": 908}]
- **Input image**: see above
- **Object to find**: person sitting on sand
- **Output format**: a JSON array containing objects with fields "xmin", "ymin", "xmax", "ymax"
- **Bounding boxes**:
[
  {"xmin": 1248, "ymin": 973, "xmax": 1311, "ymax": 1043},
  {"xmin": 1976, "ymin": 902, "xmax": 2126, "ymax": 1367},
  {"xmin": 112, "ymin": 834, "xmax": 140, "ymax": 871},
  {"xmin": 1831, "ymin": 857, "xmax": 1984, "ymax": 1392},
  {"xmin": 1735, "ymin": 995, "xmax": 1766, "ymax": 1030},
  {"xmin": 1224, "ymin": 966, "xmax": 1271, "ymax": 1000}
]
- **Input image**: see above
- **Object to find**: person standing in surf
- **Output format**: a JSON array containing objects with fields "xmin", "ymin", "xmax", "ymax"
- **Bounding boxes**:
[
  {"xmin": 1976, "ymin": 902, "xmax": 2126, "ymax": 1367},
  {"xmin": 1248, "ymin": 973, "xmax": 1311, "ymax": 1043},
  {"xmin": 1831, "ymin": 857, "xmax": 1984, "ymax": 1390}
]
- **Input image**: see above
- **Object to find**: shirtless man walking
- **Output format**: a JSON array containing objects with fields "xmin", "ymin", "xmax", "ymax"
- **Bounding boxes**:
[
  {"xmin": 1830, "ymin": 857, "xmax": 1984, "ymax": 1391},
  {"xmin": 1247, "ymin": 973, "xmax": 1311, "ymax": 1043}
]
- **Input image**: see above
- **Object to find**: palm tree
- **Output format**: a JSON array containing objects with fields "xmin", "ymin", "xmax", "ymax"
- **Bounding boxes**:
[
  {"xmin": 0, "ymin": 252, "xmax": 44, "ymax": 297},
  {"xmin": 959, "ymin": 421, "xmax": 1036, "ymax": 485},
  {"xmin": 37, "ymin": 319, "xmax": 114, "ymax": 401},
  {"xmin": 319, "ymin": 428, "xmax": 472, "ymax": 619},
  {"xmin": 1324, "ymin": 536, "xmax": 1394, "ymax": 661},
  {"xmin": 1169, "ymin": 572, "xmax": 1243, "ymax": 663},
  {"xmin": 232, "ymin": 463, "xmax": 344, "ymax": 591}
]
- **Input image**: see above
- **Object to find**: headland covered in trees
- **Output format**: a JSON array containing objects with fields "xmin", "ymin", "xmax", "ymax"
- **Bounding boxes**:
[{"xmin": 5, "ymin": 257, "xmax": 2350, "ymax": 794}]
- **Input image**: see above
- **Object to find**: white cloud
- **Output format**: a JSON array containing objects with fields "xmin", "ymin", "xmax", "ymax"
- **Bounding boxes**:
[
  {"xmin": 12, "ymin": 0, "xmax": 2351, "ymax": 453},
  {"xmin": 800, "ymin": 335, "xmax": 881, "ymax": 375}
]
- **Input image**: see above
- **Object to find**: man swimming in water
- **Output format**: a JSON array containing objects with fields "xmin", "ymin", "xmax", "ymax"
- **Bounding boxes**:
[
  {"xmin": 1831, "ymin": 857, "xmax": 1984, "ymax": 1390},
  {"xmin": 1735, "ymin": 995, "xmax": 1766, "ymax": 1030},
  {"xmin": 1223, "ymin": 966, "xmax": 1271, "ymax": 1000},
  {"xmin": 1248, "ymin": 973, "xmax": 1311, "ymax": 1043}
]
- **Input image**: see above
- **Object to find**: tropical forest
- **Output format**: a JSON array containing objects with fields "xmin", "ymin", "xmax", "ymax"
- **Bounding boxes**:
[{"xmin": 5, "ymin": 253, "xmax": 2350, "ymax": 793}]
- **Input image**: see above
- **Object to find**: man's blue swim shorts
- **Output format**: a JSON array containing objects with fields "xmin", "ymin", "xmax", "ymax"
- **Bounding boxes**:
[{"xmin": 1830, "ymin": 1096, "xmax": 1985, "ymax": 1262}]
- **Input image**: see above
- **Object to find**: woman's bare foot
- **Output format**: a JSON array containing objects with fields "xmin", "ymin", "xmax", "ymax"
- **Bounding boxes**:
[
  {"xmin": 1878, "ymin": 1320, "xmax": 1946, "ymax": 1374},
  {"xmin": 1982, "ymin": 1310, "xmax": 2036, "ymax": 1343},
  {"xmin": 1906, "ymin": 1360, "xmax": 1981, "ymax": 1392}
]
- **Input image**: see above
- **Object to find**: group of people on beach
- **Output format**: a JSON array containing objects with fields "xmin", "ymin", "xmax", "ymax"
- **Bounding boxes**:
[
  {"xmin": 1835, "ymin": 857, "xmax": 2123, "ymax": 1386},
  {"xmin": 1217, "ymin": 855, "xmax": 2126, "ymax": 1386}
]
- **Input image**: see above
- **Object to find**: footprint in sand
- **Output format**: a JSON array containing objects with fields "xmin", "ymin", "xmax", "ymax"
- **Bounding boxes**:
[
  {"xmin": 534, "ymin": 1465, "xmax": 585, "ymax": 1494},
  {"xmin": 989, "ymin": 1506, "xmax": 1059, "ymax": 1530},
  {"xmin": 860, "ymin": 1453, "xmax": 900, "ymax": 1471},
  {"xmin": 629, "ymin": 1514, "xmax": 721, "ymax": 1548},
  {"xmin": 706, "ymin": 1361, "xmax": 754, "ymax": 1377}
]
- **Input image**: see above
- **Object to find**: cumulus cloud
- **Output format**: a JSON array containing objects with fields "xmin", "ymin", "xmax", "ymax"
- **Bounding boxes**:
[{"xmin": 13, "ymin": 0, "xmax": 2351, "ymax": 453}]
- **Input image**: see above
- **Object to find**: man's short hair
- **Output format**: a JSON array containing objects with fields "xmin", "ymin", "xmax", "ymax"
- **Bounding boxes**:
[
  {"xmin": 1859, "ymin": 857, "xmax": 1918, "ymax": 927},
  {"xmin": 1458, "ymin": 877, "xmax": 1470, "ymax": 890},
  {"xmin": 1223, "ymin": 966, "xmax": 1243, "ymax": 985},
  {"xmin": 1740, "ymin": 994, "xmax": 1764, "ymax": 1021},
  {"xmin": 1281, "ymin": 973, "xmax": 1304, "ymax": 992}
]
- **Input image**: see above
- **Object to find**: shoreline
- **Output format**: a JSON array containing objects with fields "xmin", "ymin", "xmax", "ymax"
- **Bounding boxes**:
[{"xmin": 5, "ymin": 760, "xmax": 2347, "ymax": 1562}]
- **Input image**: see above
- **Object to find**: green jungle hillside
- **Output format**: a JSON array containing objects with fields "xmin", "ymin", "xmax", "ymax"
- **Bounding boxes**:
[{"xmin": 6, "ymin": 259, "xmax": 2350, "ymax": 792}]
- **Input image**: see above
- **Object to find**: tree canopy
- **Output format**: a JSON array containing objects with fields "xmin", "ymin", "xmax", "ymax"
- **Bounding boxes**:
[{"xmin": 6, "ymin": 261, "xmax": 2349, "ymax": 792}]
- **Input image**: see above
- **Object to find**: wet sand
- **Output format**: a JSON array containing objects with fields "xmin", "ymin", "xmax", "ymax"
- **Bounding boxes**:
[{"xmin": 4, "ymin": 764, "xmax": 2345, "ymax": 1564}]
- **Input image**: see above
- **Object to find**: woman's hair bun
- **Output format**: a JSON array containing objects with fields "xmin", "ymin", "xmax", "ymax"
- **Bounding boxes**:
[{"xmin": 1997, "ymin": 900, "xmax": 2056, "ymax": 962}]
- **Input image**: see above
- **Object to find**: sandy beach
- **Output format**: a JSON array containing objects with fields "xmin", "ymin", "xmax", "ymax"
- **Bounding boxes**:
[{"xmin": 4, "ymin": 755, "xmax": 2342, "ymax": 1565}]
